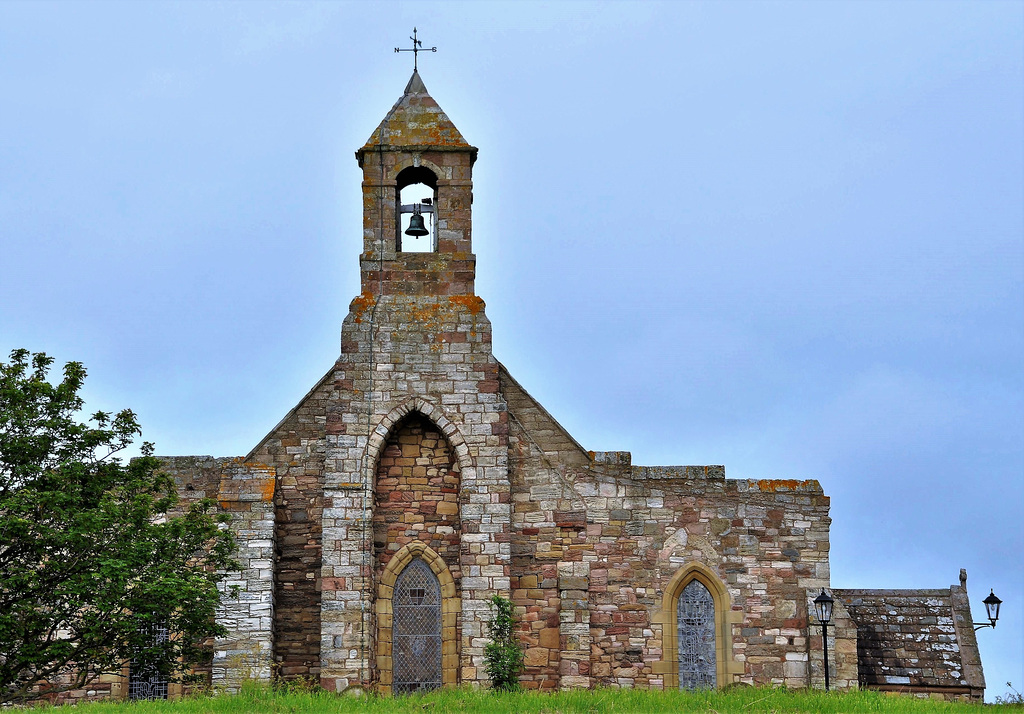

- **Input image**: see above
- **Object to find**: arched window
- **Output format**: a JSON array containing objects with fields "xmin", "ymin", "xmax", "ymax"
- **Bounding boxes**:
[
  {"xmin": 376, "ymin": 541, "xmax": 459, "ymax": 694},
  {"xmin": 656, "ymin": 563, "xmax": 737, "ymax": 690},
  {"xmin": 128, "ymin": 622, "xmax": 169, "ymax": 700},
  {"xmin": 396, "ymin": 166, "xmax": 437, "ymax": 253},
  {"xmin": 392, "ymin": 558, "xmax": 443, "ymax": 694},
  {"xmin": 677, "ymin": 579, "xmax": 716, "ymax": 689}
]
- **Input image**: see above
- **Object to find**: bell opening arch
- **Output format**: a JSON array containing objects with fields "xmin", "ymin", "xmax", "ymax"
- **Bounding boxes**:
[{"xmin": 396, "ymin": 165, "xmax": 438, "ymax": 253}]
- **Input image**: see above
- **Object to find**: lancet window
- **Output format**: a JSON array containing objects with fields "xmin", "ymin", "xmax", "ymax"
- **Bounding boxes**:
[
  {"xmin": 392, "ymin": 558, "xmax": 443, "ymax": 694},
  {"xmin": 128, "ymin": 622, "xmax": 169, "ymax": 700},
  {"xmin": 677, "ymin": 578, "xmax": 717, "ymax": 689}
]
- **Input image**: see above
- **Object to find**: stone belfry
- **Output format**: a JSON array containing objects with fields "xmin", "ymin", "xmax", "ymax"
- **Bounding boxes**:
[
  {"xmin": 311, "ymin": 69, "xmax": 511, "ymax": 692},
  {"xmin": 355, "ymin": 69, "xmax": 478, "ymax": 296}
]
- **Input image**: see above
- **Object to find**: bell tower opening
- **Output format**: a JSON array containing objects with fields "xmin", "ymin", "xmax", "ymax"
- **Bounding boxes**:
[{"xmin": 397, "ymin": 166, "xmax": 438, "ymax": 253}]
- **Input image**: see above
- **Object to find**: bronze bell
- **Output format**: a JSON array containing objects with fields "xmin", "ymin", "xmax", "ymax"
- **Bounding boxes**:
[{"xmin": 405, "ymin": 208, "xmax": 429, "ymax": 237}]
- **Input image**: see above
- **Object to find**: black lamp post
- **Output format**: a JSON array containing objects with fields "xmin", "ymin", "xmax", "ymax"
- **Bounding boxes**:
[
  {"xmin": 973, "ymin": 589, "xmax": 1002, "ymax": 631},
  {"xmin": 813, "ymin": 589, "xmax": 834, "ymax": 692}
]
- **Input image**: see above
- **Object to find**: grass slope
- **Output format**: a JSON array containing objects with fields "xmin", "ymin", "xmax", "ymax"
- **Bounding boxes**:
[{"xmin": 65, "ymin": 685, "xmax": 1022, "ymax": 713}]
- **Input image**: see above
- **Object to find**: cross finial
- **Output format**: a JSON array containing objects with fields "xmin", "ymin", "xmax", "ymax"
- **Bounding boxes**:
[{"xmin": 394, "ymin": 27, "xmax": 436, "ymax": 72}]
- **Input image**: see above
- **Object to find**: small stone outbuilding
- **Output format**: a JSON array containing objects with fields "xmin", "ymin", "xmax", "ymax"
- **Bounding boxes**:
[{"xmin": 833, "ymin": 570, "xmax": 986, "ymax": 700}]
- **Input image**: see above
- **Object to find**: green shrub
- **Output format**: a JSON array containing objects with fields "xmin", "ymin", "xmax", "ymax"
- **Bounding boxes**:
[{"xmin": 483, "ymin": 595, "xmax": 524, "ymax": 692}]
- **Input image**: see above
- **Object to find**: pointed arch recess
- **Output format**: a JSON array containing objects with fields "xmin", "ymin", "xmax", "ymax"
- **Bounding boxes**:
[
  {"xmin": 376, "ymin": 541, "xmax": 459, "ymax": 692},
  {"xmin": 363, "ymin": 396, "xmax": 475, "ymax": 489},
  {"xmin": 654, "ymin": 562, "xmax": 741, "ymax": 689}
]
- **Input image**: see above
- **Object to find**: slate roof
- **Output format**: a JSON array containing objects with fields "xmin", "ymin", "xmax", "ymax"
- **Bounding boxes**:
[{"xmin": 834, "ymin": 585, "xmax": 985, "ymax": 698}]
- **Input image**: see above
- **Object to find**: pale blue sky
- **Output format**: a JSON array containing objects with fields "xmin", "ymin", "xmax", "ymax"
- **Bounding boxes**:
[{"xmin": 1, "ymin": 0, "xmax": 1021, "ymax": 698}]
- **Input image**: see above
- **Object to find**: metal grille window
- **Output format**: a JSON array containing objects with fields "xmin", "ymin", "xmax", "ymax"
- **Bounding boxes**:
[
  {"xmin": 677, "ymin": 579, "xmax": 716, "ymax": 690},
  {"xmin": 392, "ymin": 558, "xmax": 442, "ymax": 694},
  {"xmin": 128, "ymin": 623, "xmax": 169, "ymax": 701}
]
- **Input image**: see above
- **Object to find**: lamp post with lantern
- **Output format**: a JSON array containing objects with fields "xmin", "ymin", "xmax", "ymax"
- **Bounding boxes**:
[{"xmin": 813, "ymin": 589, "xmax": 835, "ymax": 692}]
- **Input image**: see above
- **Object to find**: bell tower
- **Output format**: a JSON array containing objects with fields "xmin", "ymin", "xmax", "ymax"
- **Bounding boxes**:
[
  {"xmin": 355, "ymin": 70, "xmax": 478, "ymax": 297},
  {"xmin": 319, "ymin": 70, "xmax": 510, "ymax": 693}
]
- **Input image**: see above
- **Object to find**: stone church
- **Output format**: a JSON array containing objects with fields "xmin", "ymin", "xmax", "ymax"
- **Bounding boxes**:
[{"xmin": 148, "ymin": 71, "xmax": 986, "ymax": 701}]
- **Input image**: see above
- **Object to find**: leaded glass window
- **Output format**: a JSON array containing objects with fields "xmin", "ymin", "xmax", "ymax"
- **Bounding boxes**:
[
  {"xmin": 128, "ymin": 623, "xmax": 169, "ymax": 700},
  {"xmin": 392, "ymin": 558, "xmax": 442, "ymax": 694},
  {"xmin": 677, "ymin": 579, "xmax": 716, "ymax": 690}
]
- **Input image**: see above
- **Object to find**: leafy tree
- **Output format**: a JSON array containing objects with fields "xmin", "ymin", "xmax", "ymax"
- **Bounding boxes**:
[
  {"xmin": 483, "ymin": 595, "xmax": 524, "ymax": 692},
  {"xmin": 0, "ymin": 349, "xmax": 237, "ymax": 704}
]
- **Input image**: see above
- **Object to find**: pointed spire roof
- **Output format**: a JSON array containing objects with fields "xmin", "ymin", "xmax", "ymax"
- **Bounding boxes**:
[{"xmin": 359, "ymin": 71, "xmax": 473, "ymax": 154}]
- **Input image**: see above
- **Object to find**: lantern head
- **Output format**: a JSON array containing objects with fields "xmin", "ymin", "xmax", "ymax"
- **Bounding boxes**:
[
  {"xmin": 983, "ymin": 589, "xmax": 1002, "ymax": 627},
  {"xmin": 814, "ymin": 589, "xmax": 834, "ymax": 624}
]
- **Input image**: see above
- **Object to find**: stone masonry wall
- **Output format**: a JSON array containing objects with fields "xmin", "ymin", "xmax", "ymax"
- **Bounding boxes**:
[
  {"xmin": 805, "ymin": 589, "xmax": 858, "ymax": 691},
  {"xmin": 247, "ymin": 379, "xmax": 330, "ymax": 683},
  {"xmin": 582, "ymin": 468, "xmax": 831, "ymax": 689},
  {"xmin": 373, "ymin": 415, "xmax": 462, "ymax": 581},
  {"xmin": 316, "ymin": 291, "xmax": 510, "ymax": 692},
  {"xmin": 502, "ymin": 367, "xmax": 836, "ymax": 691},
  {"xmin": 312, "ymin": 116, "xmax": 510, "ymax": 691},
  {"xmin": 503, "ymin": 365, "xmax": 590, "ymax": 691},
  {"xmin": 357, "ymin": 147, "xmax": 476, "ymax": 300},
  {"xmin": 211, "ymin": 461, "xmax": 276, "ymax": 690},
  {"xmin": 158, "ymin": 457, "xmax": 277, "ymax": 692}
]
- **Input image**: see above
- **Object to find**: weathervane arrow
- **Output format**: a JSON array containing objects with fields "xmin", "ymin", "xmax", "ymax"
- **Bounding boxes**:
[{"xmin": 394, "ymin": 27, "xmax": 436, "ymax": 72}]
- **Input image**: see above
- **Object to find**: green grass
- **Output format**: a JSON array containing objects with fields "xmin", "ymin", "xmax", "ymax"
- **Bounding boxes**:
[{"xmin": 57, "ymin": 684, "xmax": 1022, "ymax": 713}]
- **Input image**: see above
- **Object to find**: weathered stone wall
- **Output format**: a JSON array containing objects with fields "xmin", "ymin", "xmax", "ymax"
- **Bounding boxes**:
[
  {"xmin": 373, "ymin": 415, "xmax": 462, "ymax": 580},
  {"xmin": 503, "ymin": 365, "xmax": 590, "ymax": 691},
  {"xmin": 246, "ymin": 379, "xmax": 330, "ymax": 683},
  {"xmin": 583, "ymin": 470, "xmax": 832, "ymax": 689},
  {"xmin": 314, "ymin": 98, "xmax": 510, "ymax": 689},
  {"xmin": 503, "ymin": 367, "xmax": 837, "ymax": 691},
  {"xmin": 315, "ymin": 293, "xmax": 510, "ymax": 691},
  {"xmin": 950, "ymin": 576, "xmax": 986, "ymax": 698},
  {"xmin": 357, "ymin": 147, "xmax": 477, "ymax": 300},
  {"xmin": 211, "ymin": 461, "xmax": 276, "ymax": 690},
  {"xmin": 805, "ymin": 588, "xmax": 859, "ymax": 691},
  {"xmin": 158, "ymin": 457, "xmax": 277, "ymax": 691}
]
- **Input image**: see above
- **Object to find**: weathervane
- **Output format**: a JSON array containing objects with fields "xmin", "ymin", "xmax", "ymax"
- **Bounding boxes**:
[{"xmin": 394, "ymin": 27, "xmax": 436, "ymax": 72}]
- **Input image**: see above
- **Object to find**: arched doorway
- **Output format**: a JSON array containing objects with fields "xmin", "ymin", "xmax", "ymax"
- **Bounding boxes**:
[{"xmin": 376, "ymin": 541, "xmax": 459, "ymax": 693}]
